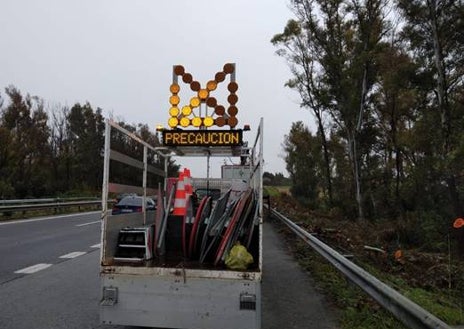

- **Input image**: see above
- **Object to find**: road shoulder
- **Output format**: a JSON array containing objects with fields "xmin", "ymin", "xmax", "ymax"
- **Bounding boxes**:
[{"xmin": 262, "ymin": 220, "xmax": 339, "ymax": 329}]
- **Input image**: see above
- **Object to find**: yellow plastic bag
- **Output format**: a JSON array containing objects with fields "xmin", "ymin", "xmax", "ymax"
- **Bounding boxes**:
[{"xmin": 225, "ymin": 242, "xmax": 254, "ymax": 270}]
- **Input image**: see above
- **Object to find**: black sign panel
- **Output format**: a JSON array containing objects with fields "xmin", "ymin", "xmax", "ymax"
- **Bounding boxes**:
[{"xmin": 162, "ymin": 130, "xmax": 243, "ymax": 147}]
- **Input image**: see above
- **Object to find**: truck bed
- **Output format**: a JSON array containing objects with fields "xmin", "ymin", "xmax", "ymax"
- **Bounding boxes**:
[{"xmin": 100, "ymin": 210, "xmax": 262, "ymax": 329}]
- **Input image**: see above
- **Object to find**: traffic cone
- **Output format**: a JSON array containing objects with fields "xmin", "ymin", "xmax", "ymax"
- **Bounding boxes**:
[
  {"xmin": 173, "ymin": 172, "xmax": 187, "ymax": 216},
  {"xmin": 184, "ymin": 168, "xmax": 193, "ymax": 195}
]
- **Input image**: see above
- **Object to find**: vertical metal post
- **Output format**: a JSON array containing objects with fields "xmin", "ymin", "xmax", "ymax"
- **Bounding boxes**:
[
  {"xmin": 206, "ymin": 151, "xmax": 210, "ymax": 195},
  {"xmin": 143, "ymin": 145, "xmax": 148, "ymax": 225},
  {"xmin": 259, "ymin": 118, "xmax": 264, "ymax": 213},
  {"xmin": 101, "ymin": 119, "xmax": 111, "ymax": 263},
  {"xmin": 258, "ymin": 118, "xmax": 264, "ymax": 272},
  {"xmin": 231, "ymin": 63, "xmax": 236, "ymax": 82},
  {"xmin": 172, "ymin": 65, "xmax": 178, "ymax": 84},
  {"xmin": 164, "ymin": 155, "xmax": 168, "ymax": 209}
]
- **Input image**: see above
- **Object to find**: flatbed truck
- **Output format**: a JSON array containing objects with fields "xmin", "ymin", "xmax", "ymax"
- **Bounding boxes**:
[{"xmin": 99, "ymin": 117, "xmax": 263, "ymax": 329}]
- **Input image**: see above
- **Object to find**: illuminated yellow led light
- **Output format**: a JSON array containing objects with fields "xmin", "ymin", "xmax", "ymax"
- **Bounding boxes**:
[
  {"xmin": 169, "ymin": 95, "xmax": 180, "ymax": 106},
  {"xmin": 192, "ymin": 117, "xmax": 202, "ymax": 127},
  {"xmin": 198, "ymin": 89, "xmax": 209, "ymax": 100},
  {"xmin": 165, "ymin": 64, "xmax": 241, "ymax": 131},
  {"xmin": 182, "ymin": 106, "xmax": 192, "ymax": 116},
  {"xmin": 169, "ymin": 107, "xmax": 179, "ymax": 116},
  {"xmin": 206, "ymin": 80, "xmax": 217, "ymax": 91},
  {"xmin": 203, "ymin": 116, "xmax": 214, "ymax": 127},
  {"xmin": 168, "ymin": 117, "xmax": 178, "ymax": 128},
  {"xmin": 190, "ymin": 97, "xmax": 200, "ymax": 108},
  {"xmin": 180, "ymin": 117, "xmax": 190, "ymax": 127},
  {"xmin": 170, "ymin": 84, "xmax": 180, "ymax": 94}
]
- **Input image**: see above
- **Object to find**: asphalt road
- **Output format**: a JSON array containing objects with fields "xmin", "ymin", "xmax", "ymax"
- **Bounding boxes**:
[
  {"xmin": 0, "ymin": 212, "xmax": 338, "ymax": 329},
  {"xmin": 0, "ymin": 212, "xmax": 101, "ymax": 285},
  {"xmin": 262, "ymin": 219, "xmax": 338, "ymax": 329}
]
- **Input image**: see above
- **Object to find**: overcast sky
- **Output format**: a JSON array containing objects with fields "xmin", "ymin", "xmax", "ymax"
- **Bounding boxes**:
[{"xmin": 0, "ymin": 0, "xmax": 310, "ymax": 177}]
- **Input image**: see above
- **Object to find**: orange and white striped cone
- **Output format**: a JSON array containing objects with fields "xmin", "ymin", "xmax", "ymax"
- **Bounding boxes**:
[
  {"xmin": 173, "ymin": 172, "xmax": 187, "ymax": 216},
  {"xmin": 184, "ymin": 168, "xmax": 193, "ymax": 196}
]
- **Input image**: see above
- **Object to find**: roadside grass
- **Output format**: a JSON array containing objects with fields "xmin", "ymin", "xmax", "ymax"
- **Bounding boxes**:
[
  {"xmin": 275, "ymin": 217, "xmax": 464, "ymax": 328},
  {"xmin": 268, "ymin": 193, "xmax": 464, "ymax": 328},
  {"xmin": 402, "ymin": 288, "xmax": 464, "ymax": 324},
  {"xmin": 362, "ymin": 263, "xmax": 464, "ymax": 325},
  {"xmin": 403, "ymin": 288, "xmax": 464, "ymax": 324},
  {"xmin": 286, "ymin": 236, "xmax": 408, "ymax": 329},
  {"xmin": 264, "ymin": 185, "xmax": 290, "ymax": 197}
]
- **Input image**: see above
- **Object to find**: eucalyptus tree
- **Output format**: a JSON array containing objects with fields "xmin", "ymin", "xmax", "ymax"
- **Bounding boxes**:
[
  {"xmin": 138, "ymin": 123, "xmax": 179, "ymax": 186},
  {"xmin": 371, "ymin": 37, "xmax": 419, "ymax": 214},
  {"xmin": 282, "ymin": 121, "xmax": 322, "ymax": 205},
  {"xmin": 396, "ymin": 0, "xmax": 464, "ymax": 216},
  {"xmin": 0, "ymin": 93, "xmax": 14, "ymax": 198},
  {"xmin": 48, "ymin": 104, "xmax": 72, "ymax": 192},
  {"xmin": 273, "ymin": 0, "xmax": 391, "ymax": 220},
  {"xmin": 1, "ymin": 86, "xmax": 51, "ymax": 197},
  {"xmin": 67, "ymin": 103, "xmax": 105, "ymax": 191},
  {"xmin": 272, "ymin": 15, "xmax": 334, "ymax": 206}
]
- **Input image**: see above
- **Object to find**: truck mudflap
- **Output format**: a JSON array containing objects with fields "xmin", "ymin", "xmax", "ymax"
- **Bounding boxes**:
[{"xmin": 100, "ymin": 273, "xmax": 261, "ymax": 329}]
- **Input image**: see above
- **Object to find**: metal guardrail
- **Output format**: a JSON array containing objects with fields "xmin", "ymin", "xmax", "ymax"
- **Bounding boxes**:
[
  {"xmin": 269, "ymin": 207, "xmax": 452, "ymax": 329},
  {"xmin": 0, "ymin": 199, "xmax": 102, "ymax": 214},
  {"xmin": 0, "ymin": 198, "xmax": 56, "ymax": 205},
  {"xmin": 0, "ymin": 197, "xmax": 98, "ymax": 206}
]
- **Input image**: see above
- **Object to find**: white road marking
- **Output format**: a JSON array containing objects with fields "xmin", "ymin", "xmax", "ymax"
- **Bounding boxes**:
[
  {"xmin": 15, "ymin": 263, "xmax": 52, "ymax": 274},
  {"xmin": 0, "ymin": 211, "xmax": 100, "ymax": 226},
  {"xmin": 76, "ymin": 220, "xmax": 100, "ymax": 227},
  {"xmin": 59, "ymin": 251, "xmax": 87, "ymax": 259},
  {"xmin": 91, "ymin": 243, "xmax": 101, "ymax": 248}
]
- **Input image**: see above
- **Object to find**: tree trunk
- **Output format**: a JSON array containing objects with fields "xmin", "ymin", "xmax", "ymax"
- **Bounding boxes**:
[
  {"xmin": 390, "ymin": 100, "xmax": 403, "ymax": 213},
  {"xmin": 353, "ymin": 134, "xmax": 364, "ymax": 221},
  {"xmin": 315, "ymin": 112, "xmax": 333, "ymax": 205},
  {"xmin": 429, "ymin": 0, "xmax": 462, "ymax": 216},
  {"xmin": 347, "ymin": 129, "xmax": 364, "ymax": 221},
  {"xmin": 353, "ymin": 61, "xmax": 369, "ymax": 221}
]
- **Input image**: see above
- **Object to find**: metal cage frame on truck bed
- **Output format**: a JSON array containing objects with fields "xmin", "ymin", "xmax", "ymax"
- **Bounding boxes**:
[{"xmin": 100, "ymin": 118, "xmax": 264, "ymax": 329}]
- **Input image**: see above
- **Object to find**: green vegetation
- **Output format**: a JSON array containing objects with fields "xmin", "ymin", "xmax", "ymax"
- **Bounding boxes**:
[
  {"xmin": 403, "ymin": 288, "xmax": 464, "ymax": 325},
  {"xmin": 289, "ymin": 237, "xmax": 408, "ymax": 329},
  {"xmin": 263, "ymin": 186, "xmax": 290, "ymax": 198},
  {"xmin": 278, "ymin": 220, "xmax": 463, "ymax": 328},
  {"xmin": 263, "ymin": 172, "xmax": 291, "ymax": 187},
  {"xmin": 0, "ymin": 87, "xmax": 179, "ymax": 200},
  {"xmin": 360, "ymin": 262, "xmax": 464, "ymax": 325},
  {"xmin": 272, "ymin": 0, "xmax": 464, "ymax": 257}
]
